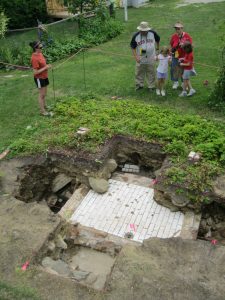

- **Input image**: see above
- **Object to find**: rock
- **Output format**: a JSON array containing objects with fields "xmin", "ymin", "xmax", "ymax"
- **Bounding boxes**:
[
  {"xmin": 72, "ymin": 270, "xmax": 90, "ymax": 281},
  {"xmin": 219, "ymin": 229, "xmax": 225, "ymax": 238},
  {"xmin": 215, "ymin": 222, "xmax": 225, "ymax": 230},
  {"xmin": 154, "ymin": 190, "xmax": 179, "ymax": 212},
  {"xmin": 70, "ymin": 256, "xmax": 79, "ymax": 270},
  {"xmin": 46, "ymin": 194, "xmax": 58, "ymax": 207},
  {"xmin": 212, "ymin": 175, "xmax": 225, "ymax": 199},
  {"xmin": 12, "ymin": 230, "xmax": 22, "ymax": 240},
  {"xmin": 207, "ymin": 217, "xmax": 213, "ymax": 226},
  {"xmin": 76, "ymin": 127, "xmax": 90, "ymax": 136},
  {"xmin": 117, "ymin": 153, "xmax": 128, "ymax": 163},
  {"xmin": 171, "ymin": 193, "xmax": 190, "ymax": 207},
  {"xmin": 47, "ymin": 241, "xmax": 56, "ymax": 252},
  {"xmin": 52, "ymin": 174, "xmax": 72, "ymax": 193},
  {"xmin": 201, "ymin": 219, "xmax": 207, "ymax": 230},
  {"xmin": 89, "ymin": 177, "xmax": 108, "ymax": 194},
  {"xmin": 86, "ymin": 273, "xmax": 98, "ymax": 284},
  {"xmin": 142, "ymin": 277, "xmax": 151, "ymax": 284},
  {"xmin": 55, "ymin": 234, "xmax": 67, "ymax": 250},
  {"xmin": 105, "ymin": 159, "xmax": 117, "ymax": 173},
  {"xmin": 42, "ymin": 257, "xmax": 72, "ymax": 277},
  {"xmin": 205, "ymin": 229, "xmax": 212, "ymax": 238}
]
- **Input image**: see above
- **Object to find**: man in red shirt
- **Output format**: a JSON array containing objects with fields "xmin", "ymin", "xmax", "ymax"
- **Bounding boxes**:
[{"xmin": 170, "ymin": 22, "xmax": 192, "ymax": 89}]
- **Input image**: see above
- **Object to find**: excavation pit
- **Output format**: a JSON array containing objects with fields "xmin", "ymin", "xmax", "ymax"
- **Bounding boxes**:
[{"xmin": 41, "ymin": 245, "xmax": 116, "ymax": 291}]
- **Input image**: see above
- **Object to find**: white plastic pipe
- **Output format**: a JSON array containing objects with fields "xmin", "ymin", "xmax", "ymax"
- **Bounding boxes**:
[{"xmin": 124, "ymin": 0, "xmax": 128, "ymax": 21}]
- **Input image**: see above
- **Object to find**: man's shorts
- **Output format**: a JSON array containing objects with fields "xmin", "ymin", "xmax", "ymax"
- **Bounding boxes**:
[
  {"xmin": 182, "ymin": 69, "xmax": 197, "ymax": 80},
  {"xmin": 157, "ymin": 71, "xmax": 168, "ymax": 79},
  {"xmin": 34, "ymin": 78, "xmax": 49, "ymax": 89}
]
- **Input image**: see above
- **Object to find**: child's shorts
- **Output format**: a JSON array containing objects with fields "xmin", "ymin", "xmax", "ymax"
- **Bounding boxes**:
[
  {"xmin": 34, "ymin": 78, "xmax": 49, "ymax": 88},
  {"xmin": 157, "ymin": 71, "xmax": 168, "ymax": 79},
  {"xmin": 182, "ymin": 69, "xmax": 197, "ymax": 80}
]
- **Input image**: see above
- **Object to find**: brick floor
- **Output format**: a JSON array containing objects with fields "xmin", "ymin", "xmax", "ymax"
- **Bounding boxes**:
[{"xmin": 70, "ymin": 179, "xmax": 184, "ymax": 243}]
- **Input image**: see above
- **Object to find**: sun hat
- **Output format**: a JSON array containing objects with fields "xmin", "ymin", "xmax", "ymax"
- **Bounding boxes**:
[
  {"xmin": 174, "ymin": 22, "xmax": 183, "ymax": 28},
  {"xmin": 137, "ymin": 21, "xmax": 151, "ymax": 31}
]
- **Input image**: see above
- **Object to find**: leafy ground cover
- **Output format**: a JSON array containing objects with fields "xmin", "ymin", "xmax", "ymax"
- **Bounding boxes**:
[{"xmin": 8, "ymin": 94, "xmax": 225, "ymax": 203}]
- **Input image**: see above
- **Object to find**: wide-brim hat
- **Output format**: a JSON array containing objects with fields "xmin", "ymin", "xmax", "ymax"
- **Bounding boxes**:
[
  {"xmin": 174, "ymin": 22, "xmax": 183, "ymax": 28},
  {"xmin": 137, "ymin": 21, "xmax": 151, "ymax": 31}
]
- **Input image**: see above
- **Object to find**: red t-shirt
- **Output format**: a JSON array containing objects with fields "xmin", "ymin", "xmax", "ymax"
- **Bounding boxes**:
[
  {"xmin": 170, "ymin": 32, "xmax": 192, "ymax": 58},
  {"xmin": 31, "ymin": 52, "xmax": 48, "ymax": 79},
  {"xmin": 183, "ymin": 52, "xmax": 194, "ymax": 70}
]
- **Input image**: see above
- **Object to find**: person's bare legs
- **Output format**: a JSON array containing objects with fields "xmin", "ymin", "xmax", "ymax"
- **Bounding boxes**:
[
  {"xmin": 161, "ymin": 78, "xmax": 166, "ymax": 90},
  {"xmin": 38, "ymin": 86, "xmax": 47, "ymax": 114},
  {"xmin": 161, "ymin": 78, "xmax": 166, "ymax": 96},
  {"xmin": 183, "ymin": 79, "xmax": 189, "ymax": 92},
  {"xmin": 186, "ymin": 79, "xmax": 192, "ymax": 92}
]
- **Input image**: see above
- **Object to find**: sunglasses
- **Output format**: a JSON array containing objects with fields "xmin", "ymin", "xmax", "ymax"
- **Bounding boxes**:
[{"xmin": 175, "ymin": 27, "xmax": 182, "ymax": 30}]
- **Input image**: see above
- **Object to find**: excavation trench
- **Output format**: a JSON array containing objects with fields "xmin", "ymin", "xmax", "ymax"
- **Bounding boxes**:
[{"xmin": 1, "ymin": 135, "xmax": 223, "ymax": 290}]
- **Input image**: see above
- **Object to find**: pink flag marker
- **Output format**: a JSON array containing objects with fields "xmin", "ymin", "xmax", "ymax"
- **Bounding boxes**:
[
  {"xmin": 130, "ymin": 224, "xmax": 137, "ymax": 232},
  {"xmin": 21, "ymin": 261, "xmax": 30, "ymax": 271},
  {"xmin": 211, "ymin": 239, "xmax": 218, "ymax": 245}
]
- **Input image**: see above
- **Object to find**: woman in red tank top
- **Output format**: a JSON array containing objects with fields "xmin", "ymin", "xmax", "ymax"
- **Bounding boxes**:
[{"xmin": 30, "ymin": 41, "xmax": 52, "ymax": 116}]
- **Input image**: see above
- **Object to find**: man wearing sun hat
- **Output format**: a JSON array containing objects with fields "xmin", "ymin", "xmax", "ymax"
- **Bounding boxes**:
[
  {"xmin": 130, "ymin": 21, "xmax": 160, "ymax": 91},
  {"xmin": 170, "ymin": 21, "xmax": 192, "ymax": 89}
]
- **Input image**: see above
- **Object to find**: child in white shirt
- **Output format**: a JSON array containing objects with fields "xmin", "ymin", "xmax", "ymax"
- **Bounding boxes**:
[{"xmin": 156, "ymin": 46, "xmax": 171, "ymax": 96}]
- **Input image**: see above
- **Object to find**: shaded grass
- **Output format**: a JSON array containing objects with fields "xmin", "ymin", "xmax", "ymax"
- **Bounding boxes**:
[{"xmin": 0, "ymin": 281, "xmax": 40, "ymax": 300}]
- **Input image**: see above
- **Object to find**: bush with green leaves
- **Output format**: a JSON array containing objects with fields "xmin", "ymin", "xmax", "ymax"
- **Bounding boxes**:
[
  {"xmin": 0, "ymin": 16, "xmax": 123, "ymax": 66},
  {"xmin": 208, "ymin": 49, "xmax": 225, "ymax": 110},
  {"xmin": 208, "ymin": 21, "xmax": 225, "ymax": 110}
]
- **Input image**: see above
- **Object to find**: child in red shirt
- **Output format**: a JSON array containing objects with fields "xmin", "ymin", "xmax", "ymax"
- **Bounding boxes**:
[{"xmin": 179, "ymin": 42, "xmax": 197, "ymax": 97}]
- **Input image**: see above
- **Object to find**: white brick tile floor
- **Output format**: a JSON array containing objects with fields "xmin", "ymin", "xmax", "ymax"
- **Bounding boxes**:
[{"xmin": 70, "ymin": 179, "xmax": 184, "ymax": 243}]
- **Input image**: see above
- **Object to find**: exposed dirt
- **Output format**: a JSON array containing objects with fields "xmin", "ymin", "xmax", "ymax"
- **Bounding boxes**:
[
  {"xmin": 0, "ymin": 196, "xmax": 225, "ymax": 300},
  {"xmin": 1, "ymin": 137, "xmax": 225, "ymax": 299}
]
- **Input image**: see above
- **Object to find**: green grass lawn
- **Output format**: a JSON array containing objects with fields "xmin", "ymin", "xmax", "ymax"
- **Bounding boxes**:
[{"xmin": 0, "ymin": 0, "xmax": 225, "ymax": 153}]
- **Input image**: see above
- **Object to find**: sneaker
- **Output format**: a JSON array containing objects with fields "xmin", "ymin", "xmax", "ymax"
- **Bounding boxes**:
[
  {"xmin": 179, "ymin": 91, "xmax": 187, "ymax": 97},
  {"xmin": 156, "ymin": 89, "xmax": 160, "ymax": 95},
  {"xmin": 172, "ymin": 81, "xmax": 179, "ymax": 89},
  {"xmin": 40, "ymin": 111, "xmax": 50, "ymax": 116},
  {"xmin": 187, "ymin": 89, "xmax": 196, "ymax": 97},
  {"xmin": 161, "ymin": 90, "xmax": 166, "ymax": 96},
  {"xmin": 135, "ymin": 86, "xmax": 143, "ymax": 91}
]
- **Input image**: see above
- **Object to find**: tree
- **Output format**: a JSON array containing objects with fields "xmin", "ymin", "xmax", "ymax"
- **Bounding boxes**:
[
  {"xmin": 0, "ymin": 0, "xmax": 48, "ymax": 29},
  {"xmin": 66, "ymin": 0, "xmax": 98, "ymax": 14},
  {"xmin": 0, "ymin": 11, "xmax": 9, "ymax": 38}
]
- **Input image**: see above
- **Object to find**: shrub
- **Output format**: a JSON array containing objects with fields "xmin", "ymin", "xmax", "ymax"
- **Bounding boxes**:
[
  {"xmin": 208, "ymin": 21, "xmax": 225, "ymax": 110},
  {"xmin": 0, "ymin": 16, "xmax": 123, "ymax": 67}
]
